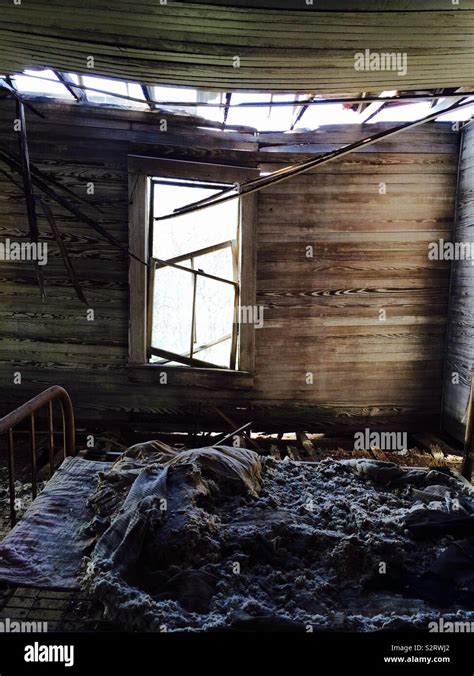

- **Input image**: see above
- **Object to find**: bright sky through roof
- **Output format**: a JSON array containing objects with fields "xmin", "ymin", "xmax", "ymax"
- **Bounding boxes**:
[
  {"xmin": 9, "ymin": 70, "xmax": 474, "ymax": 131},
  {"xmin": 13, "ymin": 69, "xmax": 75, "ymax": 100}
]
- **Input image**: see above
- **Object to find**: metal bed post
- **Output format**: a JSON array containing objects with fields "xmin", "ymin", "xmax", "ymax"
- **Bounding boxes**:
[{"xmin": 0, "ymin": 386, "xmax": 76, "ymax": 527}]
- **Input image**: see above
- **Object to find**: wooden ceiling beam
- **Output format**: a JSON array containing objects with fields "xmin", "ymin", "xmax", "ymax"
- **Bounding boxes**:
[{"xmin": 53, "ymin": 71, "xmax": 84, "ymax": 103}]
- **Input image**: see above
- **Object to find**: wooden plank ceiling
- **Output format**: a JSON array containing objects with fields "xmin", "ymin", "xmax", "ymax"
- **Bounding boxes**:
[{"xmin": 0, "ymin": 1, "xmax": 473, "ymax": 92}]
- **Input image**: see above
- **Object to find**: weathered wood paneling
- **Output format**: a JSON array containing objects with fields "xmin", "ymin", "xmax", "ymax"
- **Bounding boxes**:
[
  {"xmin": 254, "ymin": 147, "xmax": 456, "ymax": 424},
  {"xmin": 443, "ymin": 122, "xmax": 474, "ymax": 442},
  {"xmin": 0, "ymin": 100, "xmax": 459, "ymax": 433},
  {"xmin": 1, "ymin": 1, "xmax": 474, "ymax": 91}
]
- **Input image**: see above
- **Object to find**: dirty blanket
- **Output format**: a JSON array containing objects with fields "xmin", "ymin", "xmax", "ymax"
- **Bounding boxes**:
[{"xmin": 82, "ymin": 446, "xmax": 474, "ymax": 631}]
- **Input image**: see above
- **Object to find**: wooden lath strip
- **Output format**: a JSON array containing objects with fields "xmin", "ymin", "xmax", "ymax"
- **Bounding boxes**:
[
  {"xmin": 0, "ymin": 145, "xmax": 147, "ymax": 266},
  {"xmin": 40, "ymin": 199, "xmax": 88, "ymax": 306},
  {"xmin": 15, "ymin": 99, "xmax": 45, "ymax": 300},
  {"xmin": 213, "ymin": 407, "xmax": 261, "ymax": 451}
]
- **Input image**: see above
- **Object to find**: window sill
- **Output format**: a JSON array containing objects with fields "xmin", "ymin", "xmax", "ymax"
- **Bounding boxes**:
[{"xmin": 127, "ymin": 363, "xmax": 254, "ymax": 390}]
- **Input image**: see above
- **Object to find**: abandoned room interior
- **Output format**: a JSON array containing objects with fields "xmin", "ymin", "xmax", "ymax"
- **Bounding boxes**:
[{"xmin": 0, "ymin": 0, "xmax": 474, "ymax": 653}]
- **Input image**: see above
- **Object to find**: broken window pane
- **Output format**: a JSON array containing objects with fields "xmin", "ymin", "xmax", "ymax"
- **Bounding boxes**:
[{"xmin": 150, "ymin": 178, "xmax": 240, "ymax": 369}]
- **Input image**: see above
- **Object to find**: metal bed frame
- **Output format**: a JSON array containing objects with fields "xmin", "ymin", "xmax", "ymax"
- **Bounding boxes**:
[
  {"xmin": 0, "ymin": 387, "xmax": 115, "ymax": 631},
  {"xmin": 0, "ymin": 386, "xmax": 76, "ymax": 527}
]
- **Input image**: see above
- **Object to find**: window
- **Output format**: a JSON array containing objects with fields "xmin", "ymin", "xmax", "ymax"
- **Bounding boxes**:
[
  {"xmin": 128, "ymin": 157, "xmax": 258, "ymax": 375},
  {"xmin": 149, "ymin": 178, "xmax": 240, "ymax": 369}
]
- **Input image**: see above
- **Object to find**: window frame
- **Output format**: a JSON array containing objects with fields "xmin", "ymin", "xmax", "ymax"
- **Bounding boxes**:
[
  {"xmin": 149, "ymin": 237, "xmax": 239, "ymax": 369},
  {"xmin": 128, "ymin": 155, "xmax": 258, "ymax": 376}
]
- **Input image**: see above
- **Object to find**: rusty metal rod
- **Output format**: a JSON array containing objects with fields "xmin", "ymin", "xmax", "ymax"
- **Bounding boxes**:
[
  {"xmin": 216, "ymin": 421, "xmax": 253, "ymax": 446},
  {"xmin": 0, "ymin": 386, "xmax": 76, "ymax": 529},
  {"xmin": 0, "ymin": 386, "xmax": 75, "ymax": 455},
  {"xmin": 47, "ymin": 400, "xmax": 55, "ymax": 478},
  {"xmin": 7, "ymin": 429, "xmax": 15, "ymax": 527},
  {"xmin": 30, "ymin": 413, "xmax": 37, "ymax": 499}
]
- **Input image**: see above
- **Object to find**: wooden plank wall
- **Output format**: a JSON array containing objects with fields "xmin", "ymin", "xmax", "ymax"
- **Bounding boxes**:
[
  {"xmin": 442, "ymin": 122, "xmax": 474, "ymax": 443},
  {"xmin": 0, "ymin": 99, "xmax": 459, "ymax": 436}
]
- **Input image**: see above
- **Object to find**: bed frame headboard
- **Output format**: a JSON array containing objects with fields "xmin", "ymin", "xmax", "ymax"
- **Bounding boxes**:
[{"xmin": 0, "ymin": 386, "xmax": 75, "ymax": 526}]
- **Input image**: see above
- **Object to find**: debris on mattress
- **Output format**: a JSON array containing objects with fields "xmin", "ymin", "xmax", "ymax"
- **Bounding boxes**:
[{"xmin": 81, "ymin": 443, "xmax": 474, "ymax": 632}]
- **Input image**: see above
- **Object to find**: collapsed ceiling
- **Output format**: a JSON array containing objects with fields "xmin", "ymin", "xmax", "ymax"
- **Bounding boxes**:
[{"xmin": 1, "ymin": 1, "xmax": 474, "ymax": 92}]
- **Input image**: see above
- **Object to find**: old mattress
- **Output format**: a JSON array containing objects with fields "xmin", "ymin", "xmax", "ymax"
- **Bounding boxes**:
[{"xmin": 0, "ymin": 456, "xmax": 109, "ymax": 589}]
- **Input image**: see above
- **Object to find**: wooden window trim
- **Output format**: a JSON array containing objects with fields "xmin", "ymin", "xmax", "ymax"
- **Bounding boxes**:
[{"xmin": 128, "ymin": 155, "xmax": 258, "ymax": 378}]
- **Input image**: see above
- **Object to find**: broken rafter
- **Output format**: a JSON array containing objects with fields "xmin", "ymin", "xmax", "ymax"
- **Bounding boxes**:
[
  {"xmin": 357, "ymin": 100, "xmax": 386, "ymax": 123},
  {"xmin": 9, "ymin": 149, "xmax": 104, "ymax": 215},
  {"xmin": 27, "ymin": 163, "xmax": 104, "ymax": 215},
  {"xmin": 53, "ymin": 71, "xmax": 85, "ymax": 103},
  {"xmin": 223, "ymin": 92, "xmax": 232, "ymax": 125},
  {"xmin": 140, "ymin": 84, "xmax": 155, "ymax": 111},
  {"xmin": 32, "ymin": 168, "xmax": 105, "ymax": 216},
  {"xmin": 40, "ymin": 199, "xmax": 88, "ymax": 305},
  {"xmin": 15, "ymin": 99, "xmax": 45, "ymax": 300},
  {"xmin": 0, "ymin": 145, "xmax": 147, "ymax": 266},
  {"xmin": 290, "ymin": 94, "xmax": 316, "ymax": 130},
  {"xmin": 155, "ymin": 98, "xmax": 474, "ymax": 222},
  {"xmin": 0, "ymin": 166, "xmax": 64, "ymax": 298}
]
